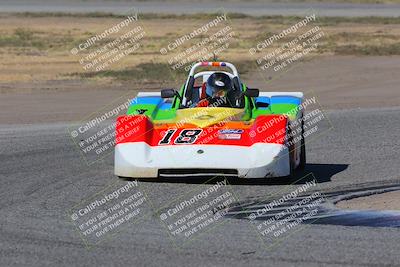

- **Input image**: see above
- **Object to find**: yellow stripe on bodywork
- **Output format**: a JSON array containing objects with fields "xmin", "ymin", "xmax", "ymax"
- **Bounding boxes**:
[{"xmin": 169, "ymin": 107, "xmax": 245, "ymax": 128}]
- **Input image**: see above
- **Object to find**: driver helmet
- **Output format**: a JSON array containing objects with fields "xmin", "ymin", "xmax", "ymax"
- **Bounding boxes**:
[{"xmin": 205, "ymin": 72, "xmax": 232, "ymax": 98}]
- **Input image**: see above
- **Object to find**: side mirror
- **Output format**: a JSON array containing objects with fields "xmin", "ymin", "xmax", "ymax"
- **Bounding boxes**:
[
  {"xmin": 256, "ymin": 101, "xmax": 269, "ymax": 108},
  {"xmin": 244, "ymin": 88, "xmax": 259, "ymax": 97},
  {"xmin": 161, "ymin": 89, "xmax": 178, "ymax": 98}
]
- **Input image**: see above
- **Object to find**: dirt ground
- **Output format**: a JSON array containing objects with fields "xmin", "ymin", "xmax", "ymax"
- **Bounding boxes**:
[
  {"xmin": 336, "ymin": 191, "xmax": 400, "ymax": 210},
  {"xmin": 1, "ymin": 13, "xmax": 400, "ymax": 82},
  {"xmin": 1, "ymin": 54, "xmax": 400, "ymax": 124},
  {"xmin": 1, "ymin": 14, "xmax": 400, "ymax": 124}
]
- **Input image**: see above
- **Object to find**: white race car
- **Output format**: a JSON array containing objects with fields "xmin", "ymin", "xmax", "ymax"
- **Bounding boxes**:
[{"xmin": 115, "ymin": 62, "xmax": 305, "ymax": 178}]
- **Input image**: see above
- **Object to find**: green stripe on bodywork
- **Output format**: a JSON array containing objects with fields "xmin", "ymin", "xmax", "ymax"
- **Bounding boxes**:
[
  {"xmin": 251, "ymin": 103, "xmax": 299, "ymax": 120},
  {"xmin": 126, "ymin": 83, "xmax": 300, "ymax": 122},
  {"xmin": 126, "ymin": 85, "xmax": 185, "ymax": 120},
  {"xmin": 127, "ymin": 103, "xmax": 176, "ymax": 120}
]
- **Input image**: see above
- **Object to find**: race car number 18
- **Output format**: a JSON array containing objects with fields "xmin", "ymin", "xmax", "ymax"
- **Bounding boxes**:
[{"xmin": 159, "ymin": 129, "xmax": 202, "ymax": 145}]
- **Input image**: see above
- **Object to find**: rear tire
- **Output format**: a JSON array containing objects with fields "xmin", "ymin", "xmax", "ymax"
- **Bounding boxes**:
[
  {"xmin": 298, "ymin": 118, "xmax": 306, "ymax": 170},
  {"xmin": 288, "ymin": 125, "xmax": 295, "ymax": 178}
]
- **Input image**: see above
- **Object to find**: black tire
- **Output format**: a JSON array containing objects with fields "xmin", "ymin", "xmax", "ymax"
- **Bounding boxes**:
[
  {"xmin": 288, "ymin": 125, "xmax": 295, "ymax": 178},
  {"xmin": 298, "ymin": 118, "xmax": 306, "ymax": 170}
]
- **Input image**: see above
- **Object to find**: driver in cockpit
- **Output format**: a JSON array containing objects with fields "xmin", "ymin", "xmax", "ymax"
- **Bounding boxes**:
[{"xmin": 195, "ymin": 72, "xmax": 233, "ymax": 107}]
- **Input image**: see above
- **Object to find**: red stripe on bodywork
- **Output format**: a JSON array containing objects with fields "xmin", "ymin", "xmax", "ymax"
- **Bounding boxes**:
[{"xmin": 116, "ymin": 115, "xmax": 288, "ymax": 146}]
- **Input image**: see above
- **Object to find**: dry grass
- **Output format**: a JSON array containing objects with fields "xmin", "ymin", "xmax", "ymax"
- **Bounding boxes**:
[{"xmin": 0, "ymin": 13, "xmax": 399, "ymax": 84}]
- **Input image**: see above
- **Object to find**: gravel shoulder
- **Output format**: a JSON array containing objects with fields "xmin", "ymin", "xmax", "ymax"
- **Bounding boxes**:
[{"xmin": 337, "ymin": 190, "xmax": 400, "ymax": 211}]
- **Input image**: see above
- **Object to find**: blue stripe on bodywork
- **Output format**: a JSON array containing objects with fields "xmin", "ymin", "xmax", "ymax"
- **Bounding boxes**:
[
  {"xmin": 255, "ymin": 95, "xmax": 301, "ymax": 109},
  {"xmin": 255, "ymin": 97, "xmax": 271, "ymax": 104},
  {"xmin": 132, "ymin": 96, "xmax": 161, "ymax": 105},
  {"xmin": 131, "ymin": 96, "xmax": 172, "ymax": 110},
  {"xmin": 159, "ymin": 102, "xmax": 172, "ymax": 110},
  {"xmin": 271, "ymin": 96, "xmax": 301, "ymax": 105}
]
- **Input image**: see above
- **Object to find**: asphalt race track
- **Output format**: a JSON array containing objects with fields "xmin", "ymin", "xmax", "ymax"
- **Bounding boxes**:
[{"xmin": 1, "ymin": 107, "xmax": 400, "ymax": 266}]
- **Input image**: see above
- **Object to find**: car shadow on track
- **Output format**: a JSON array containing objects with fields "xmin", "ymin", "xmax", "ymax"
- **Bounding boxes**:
[
  {"xmin": 122, "ymin": 163, "xmax": 348, "ymax": 186},
  {"xmin": 290, "ymin": 163, "xmax": 349, "ymax": 185}
]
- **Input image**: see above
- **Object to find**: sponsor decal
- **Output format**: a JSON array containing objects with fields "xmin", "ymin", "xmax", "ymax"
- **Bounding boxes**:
[
  {"xmin": 218, "ymin": 129, "xmax": 244, "ymax": 134},
  {"xmin": 218, "ymin": 129, "xmax": 243, "ymax": 140}
]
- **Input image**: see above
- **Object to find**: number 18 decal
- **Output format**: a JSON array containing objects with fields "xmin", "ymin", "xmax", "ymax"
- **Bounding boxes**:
[{"xmin": 159, "ymin": 129, "xmax": 202, "ymax": 145}]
